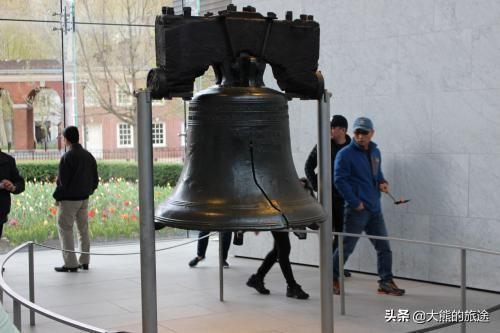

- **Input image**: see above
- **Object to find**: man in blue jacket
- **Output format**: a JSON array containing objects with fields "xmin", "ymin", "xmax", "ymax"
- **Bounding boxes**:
[{"xmin": 332, "ymin": 117, "xmax": 405, "ymax": 296}]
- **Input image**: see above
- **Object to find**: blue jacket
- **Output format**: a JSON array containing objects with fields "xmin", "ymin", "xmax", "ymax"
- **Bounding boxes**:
[{"xmin": 334, "ymin": 140, "xmax": 386, "ymax": 213}]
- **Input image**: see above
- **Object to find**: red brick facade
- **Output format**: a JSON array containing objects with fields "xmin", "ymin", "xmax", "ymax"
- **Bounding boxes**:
[{"xmin": 0, "ymin": 60, "xmax": 185, "ymax": 156}]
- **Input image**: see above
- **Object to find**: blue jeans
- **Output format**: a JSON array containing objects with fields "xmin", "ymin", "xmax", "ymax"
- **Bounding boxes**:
[{"xmin": 332, "ymin": 208, "xmax": 393, "ymax": 282}]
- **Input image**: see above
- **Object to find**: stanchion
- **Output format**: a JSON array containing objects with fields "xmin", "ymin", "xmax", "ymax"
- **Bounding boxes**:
[
  {"xmin": 461, "ymin": 249, "xmax": 467, "ymax": 333},
  {"xmin": 318, "ymin": 90, "xmax": 334, "ymax": 333},
  {"xmin": 338, "ymin": 235, "xmax": 345, "ymax": 315},
  {"xmin": 136, "ymin": 89, "xmax": 158, "ymax": 333},
  {"xmin": 219, "ymin": 232, "xmax": 224, "ymax": 302},
  {"xmin": 29, "ymin": 242, "xmax": 35, "ymax": 326}
]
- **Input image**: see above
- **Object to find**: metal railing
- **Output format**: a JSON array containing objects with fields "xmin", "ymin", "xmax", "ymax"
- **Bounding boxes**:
[
  {"xmin": 0, "ymin": 242, "xmax": 117, "ymax": 333},
  {"xmin": 1, "ymin": 231, "xmax": 498, "ymax": 332},
  {"xmin": 273, "ymin": 228, "xmax": 500, "ymax": 333},
  {"xmin": 0, "ymin": 233, "xmax": 216, "ymax": 332}
]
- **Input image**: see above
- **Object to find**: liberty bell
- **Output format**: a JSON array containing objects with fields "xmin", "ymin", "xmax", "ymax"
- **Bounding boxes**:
[{"xmin": 148, "ymin": 5, "xmax": 326, "ymax": 231}]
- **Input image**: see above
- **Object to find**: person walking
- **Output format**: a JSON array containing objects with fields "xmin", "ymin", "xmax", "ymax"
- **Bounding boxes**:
[
  {"xmin": 188, "ymin": 231, "xmax": 232, "ymax": 268},
  {"xmin": 0, "ymin": 150, "xmax": 25, "ymax": 238},
  {"xmin": 53, "ymin": 126, "xmax": 98, "ymax": 272},
  {"xmin": 332, "ymin": 117, "xmax": 405, "ymax": 296},
  {"xmin": 246, "ymin": 231, "xmax": 309, "ymax": 300},
  {"xmin": 305, "ymin": 115, "xmax": 351, "ymax": 275}
]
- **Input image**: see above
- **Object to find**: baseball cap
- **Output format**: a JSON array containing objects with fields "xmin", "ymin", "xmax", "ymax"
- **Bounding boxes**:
[{"xmin": 352, "ymin": 117, "xmax": 374, "ymax": 131}]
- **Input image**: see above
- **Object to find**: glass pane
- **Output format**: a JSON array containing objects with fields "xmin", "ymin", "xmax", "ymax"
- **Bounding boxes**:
[
  {"xmin": 74, "ymin": 0, "xmax": 172, "ymax": 26},
  {"xmin": 0, "ymin": 21, "xmax": 63, "ymax": 153},
  {"xmin": 1, "ymin": 0, "xmax": 60, "ymax": 21}
]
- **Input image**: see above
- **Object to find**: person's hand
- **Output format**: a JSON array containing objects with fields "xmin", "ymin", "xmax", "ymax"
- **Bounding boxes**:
[
  {"xmin": 1, "ymin": 180, "xmax": 16, "ymax": 193},
  {"xmin": 355, "ymin": 202, "xmax": 365, "ymax": 211},
  {"xmin": 379, "ymin": 182, "xmax": 389, "ymax": 193}
]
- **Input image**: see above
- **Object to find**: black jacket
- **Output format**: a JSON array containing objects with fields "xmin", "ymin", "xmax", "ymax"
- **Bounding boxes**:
[
  {"xmin": 53, "ymin": 144, "xmax": 98, "ymax": 201},
  {"xmin": 304, "ymin": 135, "xmax": 351, "ymax": 199},
  {"xmin": 0, "ymin": 152, "xmax": 25, "ymax": 223}
]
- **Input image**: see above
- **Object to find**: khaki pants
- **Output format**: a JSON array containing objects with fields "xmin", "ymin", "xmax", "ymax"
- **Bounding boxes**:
[{"xmin": 57, "ymin": 200, "xmax": 90, "ymax": 268}]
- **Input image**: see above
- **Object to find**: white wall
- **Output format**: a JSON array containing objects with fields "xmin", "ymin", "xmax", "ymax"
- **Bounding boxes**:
[{"xmin": 232, "ymin": 0, "xmax": 500, "ymax": 291}]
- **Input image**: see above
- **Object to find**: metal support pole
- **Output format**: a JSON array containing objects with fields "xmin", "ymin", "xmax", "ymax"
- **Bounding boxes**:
[
  {"xmin": 13, "ymin": 299, "xmax": 21, "ymax": 330},
  {"xmin": 460, "ymin": 249, "xmax": 466, "ymax": 333},
  {"xmin": 339, "ymin": 235, "xmax": 345, "ymax": 315},
  {"xmin": 28, "ymin": 242, "xmax": 35, "ymax": 326},
  {"xmin": 318, "ymin": 90, "xmax": 334, "ymax": 333},
  {"xmin": 136, "ymin": 90, "xmax": 158, "ymax": 333},
  {"xmin": 219, "ymin": 232, "xmax": 224, "ymax": 302}
]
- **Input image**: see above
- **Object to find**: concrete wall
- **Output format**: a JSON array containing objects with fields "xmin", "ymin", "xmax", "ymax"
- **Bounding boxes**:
[{"xmin": 232, "ymin": 0, "xmax": 500, "ymax": 291}]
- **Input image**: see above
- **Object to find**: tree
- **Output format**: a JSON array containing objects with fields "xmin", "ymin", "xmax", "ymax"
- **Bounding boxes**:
[
  {"xmin": 75, "ymin": 0, "xmax": 170, "ymax": 126},
  {"xmin": 0, "ymin": 90, "xmax": 13, "ymax": 147}
]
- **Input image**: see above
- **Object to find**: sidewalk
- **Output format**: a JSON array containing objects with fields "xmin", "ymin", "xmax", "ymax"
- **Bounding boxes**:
[{"xmin": 1, "ymin": 238, "xmax": 498, "ymax": 333}]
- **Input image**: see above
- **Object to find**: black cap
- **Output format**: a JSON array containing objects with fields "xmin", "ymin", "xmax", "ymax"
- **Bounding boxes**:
[
  {"xmin": 330, "ymin": 115, "xmax": 348, "ymax": 130},
  {"xmin": 63, "ymin": 126, "xmax": 79, "ymax": 144}
]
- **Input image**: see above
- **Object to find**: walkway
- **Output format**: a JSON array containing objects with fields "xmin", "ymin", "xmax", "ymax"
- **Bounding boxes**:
[{"xmin": 1, "ymin": 238, "xmax": 498, "ymax": 332}]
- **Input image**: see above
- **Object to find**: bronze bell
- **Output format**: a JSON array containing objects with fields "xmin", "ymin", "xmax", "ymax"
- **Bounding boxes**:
[
  {"xmin": 150, "ymin": 7, "xmax": 326, "ymax": 231},
  {"xmin": 154, "ymin": 56, "xmax": 326, "ymax": 231}
]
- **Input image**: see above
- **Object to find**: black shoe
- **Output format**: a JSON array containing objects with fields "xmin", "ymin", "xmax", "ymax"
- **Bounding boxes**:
[
  {"xmin": 287, "ymin": 284, "xmax": 309, "ymax": 300},
  {"xmin": 378, "ymin": 280, "xmax": 405, "ymax": 296},
  {"xmin": 154, "ymin": 222, "xmax": 166, "ymax": 231},
  {"xmin": 188, "ymin": 256, "xmax": 204, "ymax": 267},
  {"xmin": 223, "ymin": 261, "xmax": 229, "ymax": 268},
  {"xmin": 54, "ymin": 266, "xmax": 78, "ymax": 272},
  {"xmin": 79, "ymin": 264, "xmax": 89, "ymax": 270},
  {"xmin": 344, "ymin": 270, "xmax": 351, "ymax": 277},
  {"xmin": 246, "ymin": 274, "xmax": 270, "ymax": 295}
]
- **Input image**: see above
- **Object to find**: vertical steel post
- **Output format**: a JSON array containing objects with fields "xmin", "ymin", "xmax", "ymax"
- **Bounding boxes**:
[
  {"xmin": 13, "ymin": 299, "xmax": 21, "ymax": 330},
  {"xmin": 219, "ymin": 232, "xmax": 224, "ymax": 302},
  {"xmin": 461, "ymin": 249, "xmax": 467, "ymax": 333},
  {"xmin": 29, "ymin": 242, "xmax": 35, "ymax": 326},
  {"xmin": 318, "ymin": 90, "xmax": 334, "ymax": 333},
  {"xmin": 339, "ymin": 235, "xmax": 345, "ymax": 315},
  {"xmin": 136, "ymin": 90, "xmax": 158, "ymax": 333}
]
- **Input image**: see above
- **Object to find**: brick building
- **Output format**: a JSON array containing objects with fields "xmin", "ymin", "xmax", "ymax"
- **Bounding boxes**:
[{"xmin": 0, "ymin": 60, "xmax": 185, "ymax": 160}]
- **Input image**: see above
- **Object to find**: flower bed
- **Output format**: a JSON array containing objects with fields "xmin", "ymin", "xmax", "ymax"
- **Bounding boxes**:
[{"xmin": 4, "ymin": 178, "xmax": 178, "ymax": 246}]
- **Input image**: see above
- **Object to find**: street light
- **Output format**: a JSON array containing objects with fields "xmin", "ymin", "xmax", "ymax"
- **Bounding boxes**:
[{"xmin": 81, "ymin": 80, "xmax": 87, "ymax": 149}]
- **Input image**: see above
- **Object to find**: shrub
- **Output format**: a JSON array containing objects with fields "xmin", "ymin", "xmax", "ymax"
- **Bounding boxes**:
[{"xmin": 16, "ymin": 161, "xmax": 182, "ymax": 187}]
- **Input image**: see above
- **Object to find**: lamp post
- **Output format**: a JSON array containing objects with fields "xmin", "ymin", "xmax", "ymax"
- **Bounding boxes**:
[{"xmin": 81, "ymin": 81, "xmax": 87, "ymax": 149}]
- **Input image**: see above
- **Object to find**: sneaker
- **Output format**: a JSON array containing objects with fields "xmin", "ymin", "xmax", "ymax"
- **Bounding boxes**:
[
  {"xmin": 344, "ymin": 270, "xmax": 351, "ymax": 277},
  {"xmin": 223, "ymin": 261, "xmax": 229, "ymax": 268},
  {"xmin": 188, "ymin": 256, "xmax": 204, "ymax": 267},
  {"xmin": 286, "ymin": 284, "xmax": 309, "ymax": 300},
  {"xmin": 246, "ymin": 274, "xmax": 270, "ymax": 295},
  {"xmin": 378, "ymin": 280, "xmax": 405, "ymax": 296},
  {"xmin": 333, "ymin": 279, "xmax": 340, "ymax": 295},
  {"xmin": 79, "ymin": 264, "xmax": 89, "ymax": 270}
]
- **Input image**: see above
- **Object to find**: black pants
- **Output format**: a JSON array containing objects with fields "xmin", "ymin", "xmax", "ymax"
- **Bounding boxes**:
[
  {"xmin": 332, "ymin": 198, "xmax": 345, "ymax": 251},
  {"xmin": 255, "ymin": 231, "xmax": 297, "ymax": 287},
  {"xmin": 0, "ymin": 222, "xmax": 3, "ymax": 239},
  {"xmin": 197, "ymin": 231, "xmax": 232, "ymax": 261}
]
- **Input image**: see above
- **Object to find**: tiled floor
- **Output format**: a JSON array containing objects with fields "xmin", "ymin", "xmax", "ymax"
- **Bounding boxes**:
[{"xmin": 1, "ymin": 237, "xmax": 499, "ymax": 333}]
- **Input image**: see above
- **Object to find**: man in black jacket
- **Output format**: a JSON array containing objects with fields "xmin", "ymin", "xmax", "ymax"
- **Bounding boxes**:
[
  {"xmin": 53, "ymin": 126, "xmax": 98, "ymax": 272},
  {"xmin": 0, "ymin": 151, "xmax": 25, "ymax": 238},
  {"xmin": 304, "ymin": 115, "xmax": 351, "ymax": 255}
]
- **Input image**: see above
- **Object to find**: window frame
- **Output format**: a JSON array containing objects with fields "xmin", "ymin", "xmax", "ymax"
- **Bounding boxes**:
[
  {"xmin": 115, "ymin": 83, "xmax": 133, "ymax": 107},
  {"xmin": 116, "ymin": 123, "xmax": 134, "ymax": 148},
  {"xmin": 152, "ymin": 122, "xmax": 166, "ymax": 147}
]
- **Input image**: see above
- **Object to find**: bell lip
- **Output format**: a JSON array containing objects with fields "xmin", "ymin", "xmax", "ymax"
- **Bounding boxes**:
[
  {"xmin": 154, "ymin": 216, "xmax": 286, "ymax": 231},
  {"xmin": 153, "ymin": 213, "xmax": 326, "ymax": 231}
]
